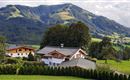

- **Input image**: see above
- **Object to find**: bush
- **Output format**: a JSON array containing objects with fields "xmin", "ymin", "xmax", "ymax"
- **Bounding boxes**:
[
  {"xmin": 1, "ymin": 58, "xmax": 18, "ymax": 64},
  {"xmin": 5, "ymin": 58, "xmax": 18, "ymax": 64},
  {"xmin": 23, "ymin": 61, "xmax": 44, "ymax": 66},
  {"xmin": 22, "ymin": 57, "xmax": 28, "ymax": 61},
  {"xmin": 0, "ymin": 65, "xmax": 17, "ymax": 74}
]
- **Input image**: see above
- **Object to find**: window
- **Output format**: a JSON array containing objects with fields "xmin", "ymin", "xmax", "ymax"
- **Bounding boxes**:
[
  {"xmin": 53, "ymin": 63, "xmax": 55, "ymax": 66},
  {"xmin": 18, "ymin": 53, "xmax": 19, "ymax": 55},
  {"xmin": 19, "ymin": 49, "xmax": 22, "ymax": 51},
  {"xmin": 49, "ymin": 62, "xmax": 51, "ymax": 65},
  {"xmin": 65, "ymin": 58, "xmax": 69, "ymax": 61}
]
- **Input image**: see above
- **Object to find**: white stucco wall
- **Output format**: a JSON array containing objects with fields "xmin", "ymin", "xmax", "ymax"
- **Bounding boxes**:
[
  {"xmin": 70, "ymin": 49, "xmax": 85, "ymax": 60},
  {"xmin": 41, "ymin": 58, "xmax": 65, "ymax": 66},
  {"xmin": 40, "ymin": 48, "xmax": 86, "ymax": 66},
  {"xmin": 6, "ymin": 52, "xmax": 34, "ymax": 57}
]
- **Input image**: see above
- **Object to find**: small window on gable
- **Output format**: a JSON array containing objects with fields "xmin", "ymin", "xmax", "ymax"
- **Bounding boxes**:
[
  {"xmin": 29, "ymin": 49, "xmax": 32, "ymax": 51},
  {"xmin": 19, "ymin": 49, "xmax": 22, "ymax": 51}
]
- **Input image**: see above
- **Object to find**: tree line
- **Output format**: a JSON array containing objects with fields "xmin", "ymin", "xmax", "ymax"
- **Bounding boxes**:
[
  {"xmin": 1, "ymin": 21, "xmax": 130, "ymax": 61},
  {"xmin": 89, "ymin": 37, "xmax": 130, "ymax": 60}
]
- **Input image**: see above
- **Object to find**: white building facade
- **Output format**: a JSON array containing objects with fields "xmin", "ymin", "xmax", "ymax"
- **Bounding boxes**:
[
  {"xmin": 37, "ymin": 46, "xmax": 87, "ymax": 65},
  {"xmin": 6, "ymin": 45, "xmax": 35, "ymax": 58}
]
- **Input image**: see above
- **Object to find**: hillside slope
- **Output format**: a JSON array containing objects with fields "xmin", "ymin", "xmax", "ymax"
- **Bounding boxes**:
[{"xmin": 0, "ymin": 3, "xmax": 130, "ymax": 44}]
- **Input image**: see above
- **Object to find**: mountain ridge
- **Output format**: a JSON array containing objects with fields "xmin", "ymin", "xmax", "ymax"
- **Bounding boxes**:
[{"xmin": 0, "ymin": 3, "xmax": 130, "ymax": 44}]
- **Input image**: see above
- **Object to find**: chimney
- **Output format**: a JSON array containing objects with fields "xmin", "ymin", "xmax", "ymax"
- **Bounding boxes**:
[{"xmin": 60, "ymin": 43, "xmax": 64, "ymax": 48}]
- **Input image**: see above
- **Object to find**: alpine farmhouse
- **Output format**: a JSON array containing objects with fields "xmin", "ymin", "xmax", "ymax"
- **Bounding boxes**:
[
  {"xmin": 6, "ymin": 45, "xmax": 35, "ymax": 57},
  {"xmin": 37, "ymin": 45, "xmax": 96, "ymax": 69}
]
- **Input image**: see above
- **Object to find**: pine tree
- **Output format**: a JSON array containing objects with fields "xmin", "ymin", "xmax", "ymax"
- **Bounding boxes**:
[
  {"xmin": 128, "ymin": 75, "xmax": 130, "ymax": 80},
  {"xmin": 109, "ymin": 72, "xmax": 114, "ymax": 80},
  {"xmin": 123, "ymin": 75, "xmax": 128, "ymax": 80},
  {"xmin": 114, "ymin": 73, "xmax": 119, "ymax": 80},
  {"xmin": 28, "ymin": 52, "xmax": 35, "ymax": 61}
]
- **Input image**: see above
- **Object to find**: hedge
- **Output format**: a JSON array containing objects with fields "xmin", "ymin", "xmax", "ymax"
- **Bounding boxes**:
[
  {"xmin": 0, "ymin": 65, "xmax": 17, "ymax": 74},
  {"xmin": 0, "ymin": 64, "xmax": 129, "ymax": 80}
]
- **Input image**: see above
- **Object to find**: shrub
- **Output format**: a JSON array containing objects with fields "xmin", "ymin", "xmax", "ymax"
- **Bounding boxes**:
[
  {"xmin": 4, "ymin": 58, "xmax": 18, "ymax": 64},
  {"xmin": 0, "ymin": 65, "xmax": 17, "ymax": 74},
  {"xmin": 22, "ymin": 57, "xmax": 28, "ymax": 61},
  {"xmin": 23, "ymin": 61, "xmax": 44, "ymax": 66}
]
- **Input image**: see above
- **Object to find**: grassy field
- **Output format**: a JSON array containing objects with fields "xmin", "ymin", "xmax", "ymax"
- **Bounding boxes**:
[
  {"xmin": 31, "ymin": 45, "xmax": 40, "ymax": 49},
  {"xmin": 0, "ymin": 75, "xmax": 89, "ymax": 80},
  {"xmin": 97, "ymin": 60, "xmax": 130, "ymax": 74},
  {"xmin": 91, "ymin": 38, "xmax": 102, "ymax": 42}
]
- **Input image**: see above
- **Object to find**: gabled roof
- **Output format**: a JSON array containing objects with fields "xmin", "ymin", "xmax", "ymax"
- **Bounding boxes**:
[
  {"xmin": 59, "ymin": 58, "xmax": 96, "ymax": 69},
  {"xmin": 37, "ymin": 46, "xmax": 80, "ymax": 56},
  {"xmin": 6, "ymin": 45, "xmax": 34, "ymax": 50}
]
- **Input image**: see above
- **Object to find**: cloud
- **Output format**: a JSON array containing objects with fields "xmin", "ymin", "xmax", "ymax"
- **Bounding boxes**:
[
  {"xmin": 75, "ymin": 2, "xmax": 130, "ymax": 27},
  {"xmin": 0, "ymin": 0, "xmax": 130, "ymax": 27}
]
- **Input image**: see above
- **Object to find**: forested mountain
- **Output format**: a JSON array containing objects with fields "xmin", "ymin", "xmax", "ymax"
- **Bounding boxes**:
[{"xmin": 0, "ymin": 3, "xmax": 130, "ymax": 44}]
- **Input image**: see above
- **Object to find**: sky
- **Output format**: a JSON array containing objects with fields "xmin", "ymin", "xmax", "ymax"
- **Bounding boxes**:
[{"xmin": 0, "ymin": 0, "xmax": 130, "ymax": 27}]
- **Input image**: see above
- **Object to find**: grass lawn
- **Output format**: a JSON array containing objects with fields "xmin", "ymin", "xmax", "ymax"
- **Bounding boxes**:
[
  {"xmin": 97, "ymin": 60, "xmax": 130, "ymax": 74},
  {"xmin": 30, "ymin": 45, "xmax": 40, "ymax": 49},
  {"xmin": 91, "ymin": 38, "xmax": 102, "ymax": 42},
  {"xmin": 0, "ymin": 75, "xmax": 89, "ymax": 80}
]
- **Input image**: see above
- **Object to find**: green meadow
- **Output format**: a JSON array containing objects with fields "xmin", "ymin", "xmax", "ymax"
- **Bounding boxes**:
[
  {"xmin": 97, "ymin": 60, "xmax": 130, "ymax": 74},
  {"xmin": 91, "ymin": 38, "xmax": 102, "ymax": 42},
  {"xmin": 0, "ymin": 75, "xmax": 89, "ymax": 80}
]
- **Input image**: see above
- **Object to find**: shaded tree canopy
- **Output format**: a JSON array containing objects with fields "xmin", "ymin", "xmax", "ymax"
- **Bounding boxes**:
[
  {"xmin": 89, "ymin": 42, "xmax": 99, "ymax": 58},
  {"xmin": 89, "ymin": 37, "xmax": 117, "ymax": 59},
  {"xmin": 99, "ymin": 37, "xmax": 112, "ymax": 48},
  {"xmin": 122, "ymin": 47, "xmax": 130, "ymax": 60},
  {"xmin": 99, "ymin": 46, "xmax": 117, "ymax": 60},
  {"xmin": 40, "ymin": 21, "xmax": 91, "ymax": 50}
]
